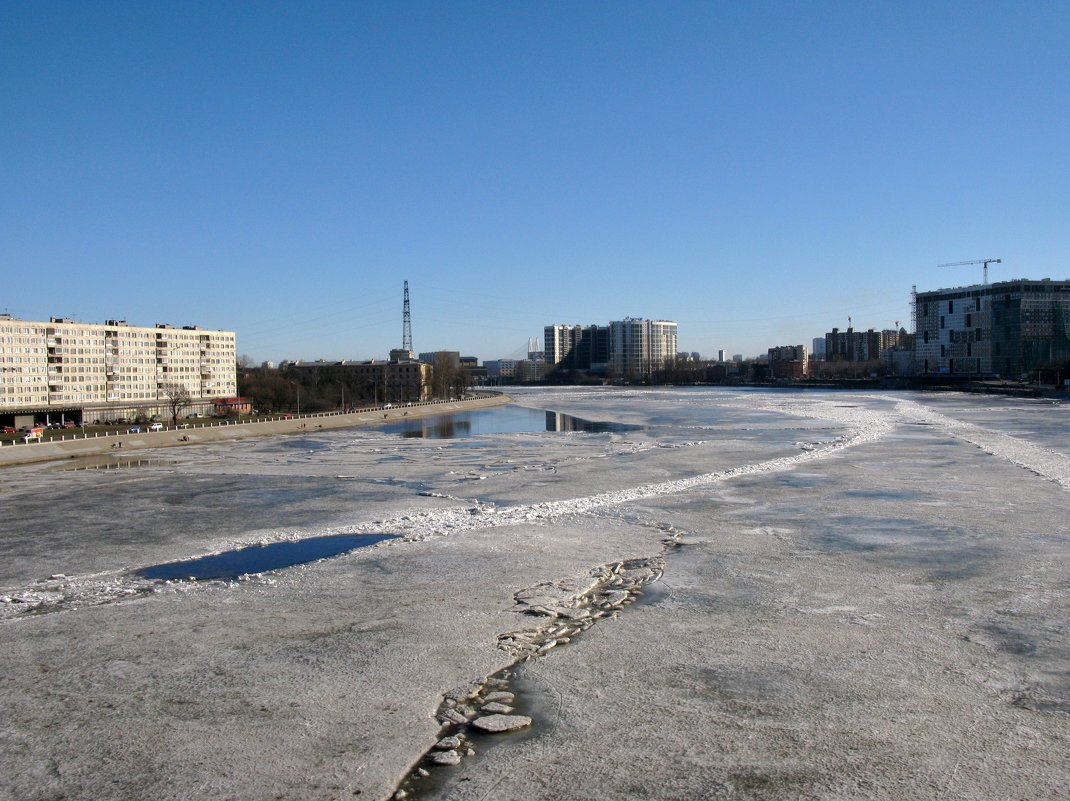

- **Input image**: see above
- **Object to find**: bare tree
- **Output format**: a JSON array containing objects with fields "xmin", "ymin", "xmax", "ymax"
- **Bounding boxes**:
[
  {"xmin": 451, "ymin": 367, "xmax": 472, "ymax": 399},
  {"xmin": 433, "ymin": 353, "xmax": 457, "ymax": 399},
  {"xmin": 162, "ymin": 382, "xmax": 193, "ymax": 425}
]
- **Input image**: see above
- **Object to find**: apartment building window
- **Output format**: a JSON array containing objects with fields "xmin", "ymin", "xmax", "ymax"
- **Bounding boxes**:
[
  {"xmin": 948, "ymin": 300, "xmax": 954, "ymax": 313},
  {"xmin": 940, "ymin": 316, "xmax": 945, "ymax": 329}
]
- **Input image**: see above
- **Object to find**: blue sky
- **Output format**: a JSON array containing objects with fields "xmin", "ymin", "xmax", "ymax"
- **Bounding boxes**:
[{"xmin": 3, "ymin": 1, "xmax": 1068, "ymax": 363}]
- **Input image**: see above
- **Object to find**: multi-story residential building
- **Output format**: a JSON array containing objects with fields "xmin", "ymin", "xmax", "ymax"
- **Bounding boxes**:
[
  {"xmin": 608, "ymin": 318, "xmax": 678, "ymax": 379},
  {"xmin": 544, "ymin": 324, "xmax": 611, "ymax": 372},
  {"xmin": 824, "ymin": 327, "xmax": 900, "ymax": 363},
  {"xmin": 767, "ymin": 344, "xmax": 809, "ymax": 378},
  {"xmin": 544, "ymin": 325, "xmax": 573, "ymax": 367},
  {"xmin": 915, "ymin": 278, "xmax": 1070, "ymax": 376},
  {"xmin": 541, "ymin": 318, "xmax": 679, "ymax": 379},
  {"xmin": 0, "ymin": 314, "xmax": 236, "ymax": 424}
]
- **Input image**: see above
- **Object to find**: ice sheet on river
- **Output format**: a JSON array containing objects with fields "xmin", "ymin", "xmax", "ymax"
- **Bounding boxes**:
[{"xmin": 1, "ymin": 388, "xmax": 1068, "ymax": 801}]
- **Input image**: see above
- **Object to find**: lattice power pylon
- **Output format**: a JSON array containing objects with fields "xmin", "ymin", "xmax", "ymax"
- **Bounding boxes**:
[{"xmin": 402, "ymin": 280, "xmax": 413, "ymax": 352}]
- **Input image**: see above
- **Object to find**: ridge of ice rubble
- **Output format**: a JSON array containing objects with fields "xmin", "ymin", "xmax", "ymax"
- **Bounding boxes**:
[
  {"xmin": 0, "ymin": 398, "xmax": 893, "ymax": 620},
  {"xmin": 349, "ymin": 398, "xmax": 895, "ymax": 542},
  {"xmin": 894, "ymin": 399, "xmax": 1070, "ymax": 489},
  {"xmin": 26, "ymin": 394, "xmax": 1064, "ymax": 621}
]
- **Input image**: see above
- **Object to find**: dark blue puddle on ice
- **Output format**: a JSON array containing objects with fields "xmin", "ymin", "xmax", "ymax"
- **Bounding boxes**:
[
  {"xmin": 137, "ymin": 534, "xmax": 399, "ymax": 581},
  {"xmin": 379, "ymin": 405, "xmax": 641, "ymax": 440}
]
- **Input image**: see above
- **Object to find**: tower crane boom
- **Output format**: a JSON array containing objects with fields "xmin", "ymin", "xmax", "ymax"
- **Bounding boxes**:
[{"xmin": 937, "ymin": 258, "xmax": 1002, "ymax": 285}]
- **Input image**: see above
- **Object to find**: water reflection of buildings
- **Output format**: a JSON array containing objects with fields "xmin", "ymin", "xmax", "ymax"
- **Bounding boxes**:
[
  {"xmin": 401, "ymin": 418, "xmax": 472, "ymax": 438},
  {"xmin": 546, "ymin": 411, "xmax": 580, "ymax": 431},
  {"xmin": 545, "ymin": 411, "xmax": 620, "ymax": 432}
]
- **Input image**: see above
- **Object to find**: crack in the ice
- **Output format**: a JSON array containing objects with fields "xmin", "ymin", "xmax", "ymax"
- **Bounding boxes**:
[{"xmin": 389, "ymin": 552, "xmax": 668, "ymax": 800}]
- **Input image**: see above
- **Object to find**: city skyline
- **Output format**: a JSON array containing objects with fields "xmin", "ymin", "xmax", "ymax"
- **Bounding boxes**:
[{"xmin": 3, "ymin": 2, "xmax": 1069, "ymax": 363}]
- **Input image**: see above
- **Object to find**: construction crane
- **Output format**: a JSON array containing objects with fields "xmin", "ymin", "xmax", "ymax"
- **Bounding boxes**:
[{"xmin": 937, "ymin": 258, "xmax": 1002, "ymax": 286}]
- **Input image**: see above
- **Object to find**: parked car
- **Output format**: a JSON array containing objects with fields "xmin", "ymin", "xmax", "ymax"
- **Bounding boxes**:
[
  {"xmin": 46, "ymin": 422, "xmax": 61, "ymax": 429},
  {"xmin": 128, "ymin": 426, "xmax": 141, "ymax": 433},
  {"xmin": 2, "ymin": 426, "xmax": 16, "ymax": 434},
  {"xmin": 149, "ymin": 422, "xmax": 164, "ymax": 431},
  {"xmin": 63, "ymin": 421, "xmax": 76, "ymax": 428}
]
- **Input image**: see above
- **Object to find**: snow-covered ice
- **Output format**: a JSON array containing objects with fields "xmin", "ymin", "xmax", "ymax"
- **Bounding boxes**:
[{"xmin": 1, "ymin": 387, "xmax": 1068, "ymax": 800}]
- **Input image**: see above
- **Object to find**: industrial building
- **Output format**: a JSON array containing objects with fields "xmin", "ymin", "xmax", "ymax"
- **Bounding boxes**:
[
  {"xmin": 282, "ymin": 355, "xmax": 432, "ymax": 405},
  {"xmin": 0, "ymin": 314, "xmax": 236, "ymax": 426}
]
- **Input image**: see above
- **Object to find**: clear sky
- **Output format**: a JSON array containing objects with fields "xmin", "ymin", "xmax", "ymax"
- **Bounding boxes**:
[{"xmin": 3, "ymin": 1, "xmax": 1068, "ymax": 363}]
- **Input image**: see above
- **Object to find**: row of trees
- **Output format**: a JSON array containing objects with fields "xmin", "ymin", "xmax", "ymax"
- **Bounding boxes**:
[
  {"xmin": 430, "ymin": 353, "xmax": 473, "ymax": 400},
  {"xmin": 236, "ymin": 359, "xmax": 474, "ymax": 415},
  {"xmin": 237, "ymin": 365, "xmax": 369, "ymax": 414}
]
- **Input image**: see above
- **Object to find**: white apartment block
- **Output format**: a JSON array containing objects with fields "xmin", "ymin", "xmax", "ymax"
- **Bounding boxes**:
[
  {"xmin": 544, "ymin": 324, "xmax": 577, "ymax": 366},
  {"xmin": 0, "ymin": 315, "xmax": 237, "ymax": 421},
  {"xmin": 608, "ymin": 318, "xmax": 678, "ymax": 379}
]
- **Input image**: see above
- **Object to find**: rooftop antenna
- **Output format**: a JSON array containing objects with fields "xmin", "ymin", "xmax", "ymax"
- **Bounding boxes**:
[
  {"xmin": 848, "ymin": 315, "xmax": 852, "ymax": 329},
  {"xmin": 402, "ymin": 280, "xmax": 412, "ymax": 352}
]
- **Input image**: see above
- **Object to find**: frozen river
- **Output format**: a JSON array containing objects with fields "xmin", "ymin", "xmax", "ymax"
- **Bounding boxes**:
[{"xmin": 1, "ymin": 387, "xmax": 1068, "ymax": 800}]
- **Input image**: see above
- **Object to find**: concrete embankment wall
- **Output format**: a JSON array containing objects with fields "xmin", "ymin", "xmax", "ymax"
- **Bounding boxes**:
[{"xmin": 0, "ymin": 394, "xmax": 511, "ymax": 468}]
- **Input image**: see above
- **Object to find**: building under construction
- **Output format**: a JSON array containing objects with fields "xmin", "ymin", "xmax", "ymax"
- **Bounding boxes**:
[{"xmin": 914, "ymin": 278, "xmax": 1070, "ymax": 377}]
